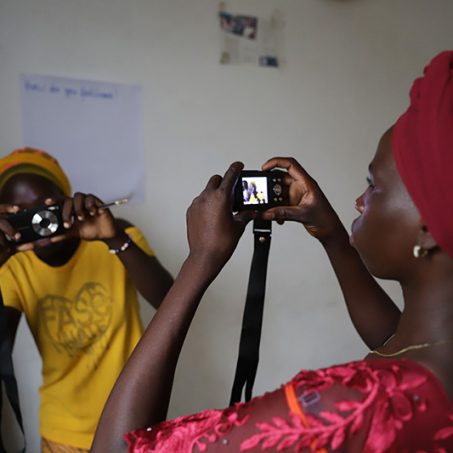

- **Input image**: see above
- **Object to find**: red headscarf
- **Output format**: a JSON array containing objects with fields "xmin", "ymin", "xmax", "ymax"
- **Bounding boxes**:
[{"xmin": 392, "ymin": 51, "xmax": 453, "ymax": 257}]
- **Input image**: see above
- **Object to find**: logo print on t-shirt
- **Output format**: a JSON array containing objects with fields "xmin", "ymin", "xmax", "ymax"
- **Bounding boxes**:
[{"xmin": 38, "ymin": 282, "xmax": 113, "ymax": 356}]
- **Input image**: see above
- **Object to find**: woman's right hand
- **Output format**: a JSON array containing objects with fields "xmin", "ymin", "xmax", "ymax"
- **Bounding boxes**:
[
  {"xmin": 0, "ymin": 204, "xmax": 34, "ymax": 266},
  {"xmin": 261, "ymin": 157, "xmax": 344, "ymax": 243},
  {"xmin": 186, "ymin": 162, "xmax": 255, "ymax": 275}
]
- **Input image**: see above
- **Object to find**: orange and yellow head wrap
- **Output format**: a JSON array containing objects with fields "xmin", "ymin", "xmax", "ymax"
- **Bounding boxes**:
[{"xmin": 0, "ymin": 148, "xmax": 72, "ymax": 197}]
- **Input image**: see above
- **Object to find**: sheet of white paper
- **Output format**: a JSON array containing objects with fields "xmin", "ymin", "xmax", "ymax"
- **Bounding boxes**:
[{"xmin": 20, "ymin": 74, "xmax": 145, "ymax": 203}]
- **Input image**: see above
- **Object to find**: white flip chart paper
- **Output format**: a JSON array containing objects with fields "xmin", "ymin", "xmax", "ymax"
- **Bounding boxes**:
[{"xmin": 20, "ymin": 74, "xmax": 145, "ymax": 203}]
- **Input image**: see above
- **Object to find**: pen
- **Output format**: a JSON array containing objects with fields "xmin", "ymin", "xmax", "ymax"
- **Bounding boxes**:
[{"xmin": 99, "ymin": 197, "xmax": 129, "ymax": 209}]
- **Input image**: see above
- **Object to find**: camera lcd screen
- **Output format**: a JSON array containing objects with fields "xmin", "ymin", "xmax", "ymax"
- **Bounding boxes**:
[{"xmin": 241, "ymin": 176, "xmax": 268, "ymax": 205}]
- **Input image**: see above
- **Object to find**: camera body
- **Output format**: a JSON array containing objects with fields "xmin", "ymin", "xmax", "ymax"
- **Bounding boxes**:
[
  {"xmin": 233, "ymin": 170, "xmax": 288, "ymax": 211},
  {"xmin": 7, "ymin": 204, "xmax": 65, "ymax": 245}
]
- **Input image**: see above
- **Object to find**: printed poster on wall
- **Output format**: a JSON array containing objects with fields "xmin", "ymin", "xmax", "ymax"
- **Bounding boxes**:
[
  {"xmin": 20, "ymin": 74, "xmax": 145, "ymax": 203},
  {"xmin": 218, "ymin": 4, "xmax": 285, "ymax": 67}
]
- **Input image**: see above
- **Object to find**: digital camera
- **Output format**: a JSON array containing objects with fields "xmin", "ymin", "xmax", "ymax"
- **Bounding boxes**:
[
  {"xmin": 233, "ymin": 170, "xmax": 289, "ymax": 211},
  {"xmin": 6, "ymin": 204, "xmax": 65, "ymax": 245}
]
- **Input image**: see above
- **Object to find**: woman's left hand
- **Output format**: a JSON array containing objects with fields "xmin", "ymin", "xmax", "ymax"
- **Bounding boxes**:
[
  {"xmin": 47, "ymin": 193, "xmax": 118, "ymax": 243},
  {"xmin": 186, "ymin": 162, "xmax": 255, "ymax": 273}
]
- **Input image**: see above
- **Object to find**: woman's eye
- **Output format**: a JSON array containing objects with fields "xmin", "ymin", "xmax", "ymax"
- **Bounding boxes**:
[{"xmin": 366, "ymin": 177, "xmax": 375, "ymax": 189}]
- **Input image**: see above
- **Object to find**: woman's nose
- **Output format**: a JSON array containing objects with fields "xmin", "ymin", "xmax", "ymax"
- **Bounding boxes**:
[{"xmin": 355, "ymin": 193, "xmax": 365, "ymax": 213}]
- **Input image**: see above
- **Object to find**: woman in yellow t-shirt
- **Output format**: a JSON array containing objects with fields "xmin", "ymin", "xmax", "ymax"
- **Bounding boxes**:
[{"xmin": 0, "ymin": 148, "xmax": 173, "ymax": 452}]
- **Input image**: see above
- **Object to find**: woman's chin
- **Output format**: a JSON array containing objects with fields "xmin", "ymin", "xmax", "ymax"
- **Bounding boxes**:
[{"xmin": 349, "ymin": 220, "xmax": 358, "ymax": 247}]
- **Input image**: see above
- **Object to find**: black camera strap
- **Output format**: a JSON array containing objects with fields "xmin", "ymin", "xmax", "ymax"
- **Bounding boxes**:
[
  {"xmin": 230, "ymin": 218, "xmax": 272, "ymax": 405},
  {"xmin": 0, "ymin": 294, "xmax": 25, "ymax": 453}
]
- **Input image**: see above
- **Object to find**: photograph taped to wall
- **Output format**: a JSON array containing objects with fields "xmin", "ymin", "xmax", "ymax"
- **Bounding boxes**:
[
  {"xmin": 219, "ymin": 6, "xmax": 284, "ymax": 67},
  {"xmin": 219, "ymin": 12, "xmax": 258, "ymax": 40}
]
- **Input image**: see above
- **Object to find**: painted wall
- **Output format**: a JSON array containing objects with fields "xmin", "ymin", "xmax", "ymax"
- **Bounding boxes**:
[{"xmin": 1, "ymin": 0, "xmax": 452, "ymax": 450}]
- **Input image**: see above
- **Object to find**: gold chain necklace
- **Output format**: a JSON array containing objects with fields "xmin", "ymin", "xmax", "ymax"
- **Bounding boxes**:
[{"xmin": 370, "ymin": 335, "xmax": 453, "ymax": 358}]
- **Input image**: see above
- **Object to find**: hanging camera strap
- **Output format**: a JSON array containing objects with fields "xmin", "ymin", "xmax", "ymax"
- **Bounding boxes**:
[
  {"xmin": 0, "ymin": 294, "xmax": 25, "ymax": 453},
  {"xmin": 230, "ymin": 218, "xmax": 272, "ymax": 405}
]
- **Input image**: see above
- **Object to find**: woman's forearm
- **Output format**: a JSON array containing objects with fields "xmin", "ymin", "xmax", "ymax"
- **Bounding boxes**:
[
  {"xmin": 103, "ymin": 231, "xmax": 174, "ymax": 309},
  {"xmin": 92, "ymin": 162, "xmax": 254, "ymax": 452},
  {"xmin": 321, "ymin": 227, "xmax": 401, "ymax": 349},
  {"xmin": 91, "ymin": 255, "xmax": 218, "ymax": 453}
]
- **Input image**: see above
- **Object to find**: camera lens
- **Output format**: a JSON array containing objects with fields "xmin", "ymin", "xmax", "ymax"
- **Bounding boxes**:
[{"xmin": 32, "ymin": 210, "xmax": 59, "ymax": 237}]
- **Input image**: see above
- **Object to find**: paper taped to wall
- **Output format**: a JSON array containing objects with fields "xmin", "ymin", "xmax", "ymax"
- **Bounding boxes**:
[
  {"xmin": 20, "ymin": 74, "xmax": 145, "ymax": 203},
  {"xmin": 218, "ymin": 5, "xmax": 285, "ymax": 67}
]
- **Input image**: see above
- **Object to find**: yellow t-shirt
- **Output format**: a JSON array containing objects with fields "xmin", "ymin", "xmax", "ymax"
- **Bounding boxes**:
[{"xmin": 0, "ymin": 227, "xmax": 153, "ymax": 449}]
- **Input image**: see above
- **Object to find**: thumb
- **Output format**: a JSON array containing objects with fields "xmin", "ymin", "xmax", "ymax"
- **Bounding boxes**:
[{"xmin": 261, "ymin": 206, "xmax": 301, "ymax": 223}]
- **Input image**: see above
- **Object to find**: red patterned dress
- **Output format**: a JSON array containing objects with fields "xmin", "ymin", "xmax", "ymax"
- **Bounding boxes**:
[{"xmin": 125, "ymin": 359, "xmax": 453, "ymax": 452}]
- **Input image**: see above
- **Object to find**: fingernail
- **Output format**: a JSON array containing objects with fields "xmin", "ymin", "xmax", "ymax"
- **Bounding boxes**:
[
  {"xmin": 90, "ymin": 211, "xmax": 95, "ymax": 216},
  {"xmin": 64, "ymin": 222, "xmax": 71, "ymax": 229},
  {"xmin": 14, "ymin": 232, "xmax": 21, "ymax": 240},
  {"xmin": 12, "ymin": 205, "xmax": 20, "ymax": 212},
  {"xmin": 78, "ymin": 216, "xmax": 84, "ymax": 221}
]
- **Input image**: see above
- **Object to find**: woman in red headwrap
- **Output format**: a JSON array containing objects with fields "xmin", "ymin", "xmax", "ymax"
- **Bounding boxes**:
[{"xmin": 91, "ymin": 51, "xmax": 453, "ymax": 452}]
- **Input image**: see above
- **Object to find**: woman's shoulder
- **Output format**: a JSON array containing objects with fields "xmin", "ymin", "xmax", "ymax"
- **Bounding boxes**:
[
  {"xmin": 290, "ymin": 356, "xmax": 450, "ymax": 388},
  {"xmin": 285, "ymin": 358, "xmax": 453, "ymax": 452},
  {"xmin": 0, "ymin": 249, "xmax": 35, "ymax": 275},
  {"xmin": 291, "ymin": 357, "xmax": 453, "ymax": 403}
]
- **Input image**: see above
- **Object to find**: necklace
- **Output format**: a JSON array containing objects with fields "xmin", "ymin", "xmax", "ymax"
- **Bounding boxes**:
[{"xmin": 370, "ymin": 335, "xmax": 453, "ymax": 358}]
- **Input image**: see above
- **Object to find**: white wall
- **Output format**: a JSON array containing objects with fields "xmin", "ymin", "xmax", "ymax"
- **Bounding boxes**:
[{"xmin": 1, "ymin": 0, "xmax": 452, "ymax": 450}]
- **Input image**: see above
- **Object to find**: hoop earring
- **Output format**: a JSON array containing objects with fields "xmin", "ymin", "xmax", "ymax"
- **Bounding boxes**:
[{"xmin": 413, "ymin": 245, "xmax": 428, "ymax": 258}]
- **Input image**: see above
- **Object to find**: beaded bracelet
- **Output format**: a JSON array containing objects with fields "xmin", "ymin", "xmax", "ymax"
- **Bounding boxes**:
[{"xmin": 108, "ymin": 234, "xmax": 133, "ymax": 255}]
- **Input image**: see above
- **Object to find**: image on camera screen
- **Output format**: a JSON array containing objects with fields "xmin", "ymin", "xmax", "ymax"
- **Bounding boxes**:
[{"xmin": 241, "ymin": 176, "xmax": 268, "ymax": 205}]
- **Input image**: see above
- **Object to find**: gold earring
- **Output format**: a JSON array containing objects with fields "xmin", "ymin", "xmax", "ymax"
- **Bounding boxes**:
[{"xmin": 413, "ymin": 245, "xmax": 428, "ymax": 258}]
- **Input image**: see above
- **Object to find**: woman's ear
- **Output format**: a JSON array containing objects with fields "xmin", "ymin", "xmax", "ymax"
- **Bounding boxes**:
[{"xmin": 413, "ymin": 224, "xmax": 438, "ymax": 258}]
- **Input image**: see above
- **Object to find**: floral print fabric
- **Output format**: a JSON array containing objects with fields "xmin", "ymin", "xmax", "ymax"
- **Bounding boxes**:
[{"xmin": 125, "ymin": 359, "xmax": 453, "ymax": 452}]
